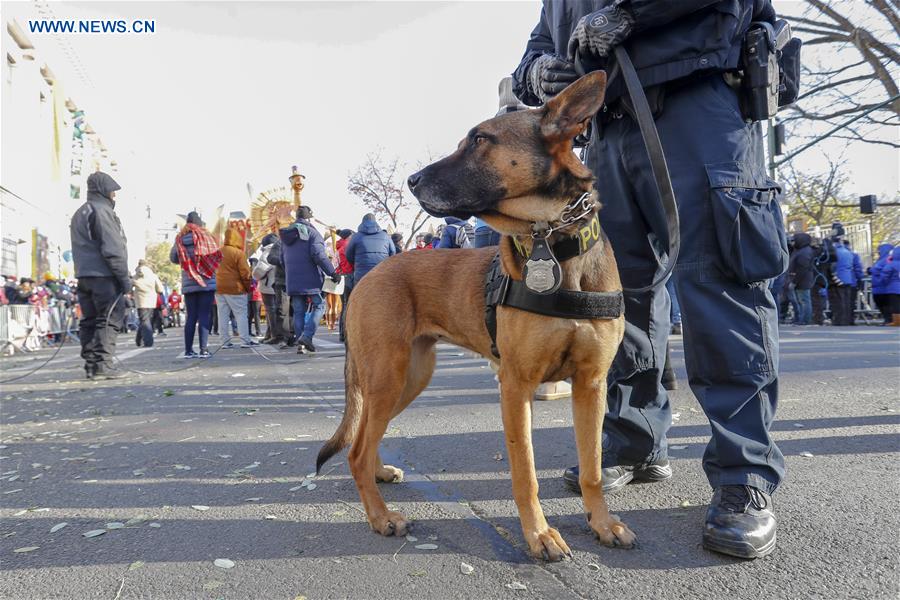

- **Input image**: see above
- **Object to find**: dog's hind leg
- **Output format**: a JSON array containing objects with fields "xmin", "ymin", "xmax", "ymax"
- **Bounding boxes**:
[
  {"xmin": 500, "ymin": 369, "xmax": 572, "ymax": 562},
  {"xmin": 571, "ymin": 372, "xmax": 635, "ymax": 548},
  {"xmin": 348, "ymin": 350, "xmax": 412, "ymax": 537},
  {"xmin": 376, "ymin": 336, "xmax": 438, "ymax": 484}
]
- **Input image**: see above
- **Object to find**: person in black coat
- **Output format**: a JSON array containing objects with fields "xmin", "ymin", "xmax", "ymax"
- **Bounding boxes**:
[
  {"xmin": 69, "ymin": 172, "xmax": 130, "ymax": 380},
  {"xmin": 788, "ymin": 233, "xmax": 815, "ymax": 325}
]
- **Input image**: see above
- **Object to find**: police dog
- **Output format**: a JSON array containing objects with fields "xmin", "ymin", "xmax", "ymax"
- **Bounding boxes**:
[{"xmin": 317, "ymin": 72, "xmax": 634, "ymax": 561}]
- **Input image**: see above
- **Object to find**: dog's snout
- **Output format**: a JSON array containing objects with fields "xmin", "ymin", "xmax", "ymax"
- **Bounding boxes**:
[{"xmin": 407, "ymin": 171, "xmax": 423, "ymax": 192}]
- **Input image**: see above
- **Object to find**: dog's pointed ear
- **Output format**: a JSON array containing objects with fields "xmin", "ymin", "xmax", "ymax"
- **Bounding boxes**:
[{"xmin": 541, "ymin": 71, "xmax": 607, "ymax": 141}]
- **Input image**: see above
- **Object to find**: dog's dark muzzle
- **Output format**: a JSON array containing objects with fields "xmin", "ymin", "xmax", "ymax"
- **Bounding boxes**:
[{"xmin": 408, "ymin": 165, "xmax": 501, "ymax": 220}]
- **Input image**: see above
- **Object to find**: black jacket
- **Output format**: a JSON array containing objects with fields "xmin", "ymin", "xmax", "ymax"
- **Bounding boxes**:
[
  {"xmin": 70, "ymin": 172, "xmax": 130, "ymax": 290},
  {"xmin": 512, "ymin": 0, "xmax": 775, "ymax": 106},
  {"xmin": 788, "ymin": 233, "xmax": 815, "ymax": 290},
  {"xmin": 266, "ymin": 238, "xmax": 286, "ymax": 288}
]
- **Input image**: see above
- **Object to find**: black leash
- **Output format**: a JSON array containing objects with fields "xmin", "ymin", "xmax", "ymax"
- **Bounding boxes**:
[{"xmin": 577, "ymin": 47, "xmax": 681, "ymax": 294}]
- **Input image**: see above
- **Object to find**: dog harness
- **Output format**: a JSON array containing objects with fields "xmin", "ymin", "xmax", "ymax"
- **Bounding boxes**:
[{"xmin": 483, "ymin": 208, "xmax": 625, "ymax": 359}]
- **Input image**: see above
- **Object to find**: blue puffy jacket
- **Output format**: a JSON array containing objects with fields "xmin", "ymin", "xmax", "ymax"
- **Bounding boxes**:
[
  {"xmin": 871, "ymin": 244, "xmax": 900, "ymax": 295},
  {"xmin": 833, "ymin": 244, "xmax": 858, "ymax": 286},
  {"xmin": 345, "ymin": 218, "xmax": 396, "ymax": 281},
  {"xmin": 512, "ymin": 0, "xmax": 772, "ymax": 106},
  {"xmin": 170, "ymin": 232, "xmax": 216, "ymax": 294},
  {"xmin": 279, "ymin": 219, "xmax": 335, "ymax": 295}
]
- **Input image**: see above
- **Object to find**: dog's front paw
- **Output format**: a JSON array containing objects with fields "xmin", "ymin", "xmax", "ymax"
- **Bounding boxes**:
[
  {"xmin": 369, "ymin": 511, "xmax": 411, "ymax": 537},
  {"xmin": 524, "ymin": 526, "xmax": 572, "ymax": 562},
  {"xmin": 375, "ymin": 464, "xmax": 404, "ymax": 483},
  {"xmin": 589, "ymin": 512, "xmax": 635, "ymax": 548}
]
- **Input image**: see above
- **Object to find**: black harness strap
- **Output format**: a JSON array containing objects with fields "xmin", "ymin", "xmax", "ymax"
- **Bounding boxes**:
[{"xmin": 484, "ymin": 253, "xmax": 624, "ymax": 359}]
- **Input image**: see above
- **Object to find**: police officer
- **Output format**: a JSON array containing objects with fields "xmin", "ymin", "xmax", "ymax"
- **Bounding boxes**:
[
  {"xmin": 513, "ymin": 0, "xmax": 787, "ymax": 558},
  {"xmin": 70, "ymin": 171, "xmax": 131, "ymax": 380}
]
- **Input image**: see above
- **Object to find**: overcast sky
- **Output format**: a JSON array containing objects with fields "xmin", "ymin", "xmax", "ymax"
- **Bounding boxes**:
[{"xmin": 13, "ymin": 0, "xmax": 900, "ymax": 244}]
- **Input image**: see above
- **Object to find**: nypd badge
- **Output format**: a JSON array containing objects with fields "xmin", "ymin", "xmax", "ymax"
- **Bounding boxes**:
[{"xmin": 523, "ymin": 237, "xmax": 562, "ymax": 295}]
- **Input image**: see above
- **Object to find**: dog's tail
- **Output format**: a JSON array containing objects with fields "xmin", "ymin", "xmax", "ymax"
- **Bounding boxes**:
[{"xmin": 316, "ymin": 348, "xmax": 362, "ymax": 474}]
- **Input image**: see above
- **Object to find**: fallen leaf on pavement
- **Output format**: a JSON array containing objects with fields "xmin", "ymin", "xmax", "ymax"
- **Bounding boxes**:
[
  {"xmin": 214, "ymin": 558, "xmax": 235, "ymax": 569},
  {"xmin": 106, "ymin": 522, "xmax": 125, "ymax": 530},
  {"xmin": 83, "ymin": 529, "xmax": 106, "ymax": 538},
  {"xmin": 13, "ymin": 546, "xmax": 39, "ymax": 553},
  {"xmin": 507, "ymin": 582, "xmax": 527, "ymax": 591},
  {"xmin": 415, "ymin": 544, "xmax": 438, "ymax": 550},
  {"xmin": 128, "ymin": 561, "xmax": 144, "ymax": 571},
  {"xmin": 50, "ymin": 523, "xmax": 68, "ymax": 533},
  {"xmin": 799, "ymin": 451, "xmax": 814, "ymax": 458},
  {"xmin": 191, "ymin": 505, "xmax": 210, "ymax": 511},
  {"xmin": 231, "ymin": 373, "xmax": 245, "ymax": 378},
  {"xmin": 669, "ymin": 445, "xmax": 688, "ymax": 450},
  {"xmin": 148, "ymin": 523, "xmax": 161, "ymax": 528},
  {"xmin": 460, "ymin": 562, "xmax": 474, "ymax": 575}
]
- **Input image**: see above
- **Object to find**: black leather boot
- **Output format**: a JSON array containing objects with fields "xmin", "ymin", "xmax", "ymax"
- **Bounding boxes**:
[{"xmin": 703, "ymin": 485, "xmax": 776, "ymax": 559}]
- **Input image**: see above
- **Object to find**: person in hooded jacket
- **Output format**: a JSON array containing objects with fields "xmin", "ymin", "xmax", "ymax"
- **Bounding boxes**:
[
  {"xmin": 345, "ymin": 214, "xmax": 396, "ymax": 282},
  {"xmin": 69, "ymin": 171, "xmax": 131, "ymax": 379},
  {"xmin": 871, "ymin": 243, "xmax": 900, "ymax": 325},
  {"xmin": 280, "ymin": 205, "xmax": 340, "ymax": 353},
  {"xmin": 788, "ymin": 233, "xmax": 815, "ymax": 325},
  {"xmin": 132, "ymin": 260, "xmax": 164, "ymax": 347},
  {"xmin": 215, "ymin": 228, "xmax": 257, "ymax": 348},
  {"xmin": 170, "ymin": 211, "xmax": 220, "ymax": 357}
]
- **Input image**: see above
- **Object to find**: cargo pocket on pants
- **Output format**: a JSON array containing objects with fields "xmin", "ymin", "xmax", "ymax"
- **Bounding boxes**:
[{"xmin": 707, "ymin": 162, "xmax": 788, "ymax": 284}]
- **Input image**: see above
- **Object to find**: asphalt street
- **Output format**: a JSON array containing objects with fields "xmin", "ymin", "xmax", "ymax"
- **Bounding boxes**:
[{"xmin": 1, "ymin": 325, "xmax": 898, "ymax": 599}]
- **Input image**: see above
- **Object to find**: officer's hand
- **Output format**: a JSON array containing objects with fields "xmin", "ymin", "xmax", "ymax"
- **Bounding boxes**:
[
  {"xmin": 528, "ymin": 54, "xmax": 578, "ymax": 104},
  {"xmin": 330, "ymin": 273, "xmax": 342, "ymax": 284},
  {"xmin": 567, "ymin": 5, "xmax": 635, "ymax": 61},
  {"xmin": 119, "ymin": 278, "xmax": 133, "ymax": 294}
]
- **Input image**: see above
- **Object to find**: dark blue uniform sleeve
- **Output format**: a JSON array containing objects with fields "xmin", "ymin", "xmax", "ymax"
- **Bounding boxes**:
[{"xmin": 511, "ymin": 6, "xmax": 555, "ymax": 106}]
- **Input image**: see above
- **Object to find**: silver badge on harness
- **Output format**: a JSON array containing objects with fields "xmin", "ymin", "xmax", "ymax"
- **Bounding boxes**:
[{"xmin": 523, "ymin": 236, "xmax": 562, "ymax": 295}]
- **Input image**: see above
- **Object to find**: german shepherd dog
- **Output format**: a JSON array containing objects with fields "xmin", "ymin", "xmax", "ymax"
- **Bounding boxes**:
[{"xmin": 317, "ymin": 72, "xmax": 635, "ymax": 561}]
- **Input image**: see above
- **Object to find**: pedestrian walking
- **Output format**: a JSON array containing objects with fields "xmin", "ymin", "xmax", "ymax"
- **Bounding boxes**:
[
  {"xmin": 170, "ymin": 211, "xmax": 220, "ymax": 358},
  {"xmin": 132, "ymin": 260, "xmax": 164, "ymax": 347},
  {"xmin": 69, "ymin": 171, "xmax": 131, "ymax": 379},
  {"xmin": 215, "ymin": 229, "xmax": 257, "ymax": 348},
  {"xmin": 514, "ymin": 0, "xmax": 793, "ymax": 558},
  {"xmin": 279, "ymin": 205, "xmax": 340, "ymax": 353},
  {"xmin": 345, "ymin": 214, "xmax": 396, "ymax": 283}
]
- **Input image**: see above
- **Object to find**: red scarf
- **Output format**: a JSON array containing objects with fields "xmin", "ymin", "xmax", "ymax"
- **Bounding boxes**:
[{"xmin": 176, "ymin": 224, "xmax": 222, "ymax": 287}]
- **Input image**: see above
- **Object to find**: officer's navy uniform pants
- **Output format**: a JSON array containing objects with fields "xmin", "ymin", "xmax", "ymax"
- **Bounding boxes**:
[{"xmin": 587, "ymin": 75, "xmax": 786, "ymax": 494}]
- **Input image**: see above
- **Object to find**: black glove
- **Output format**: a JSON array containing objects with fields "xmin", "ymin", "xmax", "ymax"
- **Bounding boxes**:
[
  {"xmin": 567, "ymin": 4, "xmax": 635, "ymax": 61},
  {"xmin": 527, "ymin": 54, "xmax": 578, "ymax": 104},
  {"xmin": 119, "ymin": 277, "xmax": 133, "ymax": 295},
  {"xmin": 330, "ymin": 273, "xmax": 342, "ymax": 284}
]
